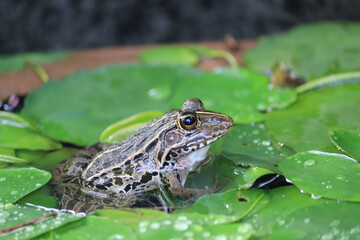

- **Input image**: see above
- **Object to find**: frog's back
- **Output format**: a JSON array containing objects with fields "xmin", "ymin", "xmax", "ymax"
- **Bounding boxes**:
[{"xmin": 81, "ymin": 110, "xmax": 178, "ymax": 180}]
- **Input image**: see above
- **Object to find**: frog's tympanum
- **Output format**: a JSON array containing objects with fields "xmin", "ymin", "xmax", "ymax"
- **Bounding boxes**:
[{"xmin": 52, "ymin": 98, "xmax": 233, "ymax": 213}]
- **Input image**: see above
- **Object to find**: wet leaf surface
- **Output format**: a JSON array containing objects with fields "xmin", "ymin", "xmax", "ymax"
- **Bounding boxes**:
[
  {"xmin": 176, "ymin": 189, "xmax": 266, "ymax": 220},
  {"xmin": 172, "ymin": 68, "xmax": 296, "ymax": 124},
  {"xmin": 329, "ymin": 129, "xmax": 360, "ymax": 161},
  {"xmin": 266, "ymin": 83, "xmax": 360, "ymax": 153},
  {"xmin": 268, "ymin": 201, "xmax": 360, "ymax": 240},
  {"xmin": 0, "ymin": 168, "xmax": 51, "ymax": 204},
  {"xmin": 279, "ymin": 151, "xmax": 360, "ymax": 202},
  {"xmin": 37, "ymin": 216, "xmax": 136, "ymax": 240},
  {"xmin": 0, "ymin": 204, "xmax": 82, "ymax": 240},
  {"xmin": 244, "ymin": 22, "xmax": 360, "ymax": 80},
  {"xmin": 22, "ymin": 64, "xmax": 201, "ymax": 146},
  {"xmin": 242, "ymin": 186, "xmax": 326, "ymax": 238},
  {"xmin": 222, "ymin": 123, "xmax": 295, "ymax": 172}
]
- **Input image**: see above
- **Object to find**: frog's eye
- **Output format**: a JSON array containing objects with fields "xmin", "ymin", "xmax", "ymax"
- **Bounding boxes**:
[{"xmin": 179, "ymin": 112, "xmax": 198, "ymax": 130}]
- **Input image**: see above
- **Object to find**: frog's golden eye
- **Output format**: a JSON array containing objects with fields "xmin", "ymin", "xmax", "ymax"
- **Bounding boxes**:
[{"xmin": 179, "ymin": 112, "xmax": 198, "ymax": 130}]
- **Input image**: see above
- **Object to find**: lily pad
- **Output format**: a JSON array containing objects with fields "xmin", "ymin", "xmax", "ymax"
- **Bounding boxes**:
[
  {"xmin": 0, "ymin": 147, "xmax": 27, "ymax": 165},
  {"xmin": 268, "ymin": 201, "xmax": 360, "ymax": 240},
  {"xmin": 16, "ymin": 185, "xmax": 59, "ymax": 208},
  {"xmin": 21, "ymin": 147, "xmax": 78, "ymax": 171},
  {"xmin": 0, "ymin": 112, "xmax": 62, "ymax": 151},
  {"xmin": 139, "ymin": 45, "xmax": 238, "ymax": 67},
  {"xmin": 244, "ymin": 22, "xmax": 360, "ymax": 80},
  {"xmin": 95, "ymin": 208, "xmax": 167, "ymax": 228},
  {"xmin": 99, "ymin": 110, "xmax": 163, "ymax": 143},
  {"xmin": 177, "ymin": 189, "xmax": 266, "ymax": 221},
  {"xmin": 266, "ymin": 83, "xmax": 360, "ymax": 153},
  {"xmin": 139, "ymin": 46, "xmax": 200, "ymax": 66},
  {"xmin": 222, "ymin": 123, "xmax": 295, "ymax": 172},
  {"xmin": 38, "ymin": 216, "xmax": 136, "ymax": 240},
  {"xmin": 243, "ymin": 186, "xmax": 326, "ymax": 238},
  {"xmin": 138, "ymin": 219, "xmax": 253, "ymax": 240},
  {"xmin": 0, "ymin": 204, "xmax": 82, "ymax": 240},
  {"xmin": 172, "ymin": 67, "xmax": 296, "ymax": 123},
  {"xmin": 22, "ymin": 64, "xmax": 201, "ymax": 146},
  {"xmin": 279, "ymin": 151, "xmax": 360, "ymax": 202},
  {"xmin": 329, "ymin": 129, "xmax": 360, "ymax": 161},
  {"xmin": 0, "ymin": 51, "xmax": 70, "ymax": 74},
  {"xmin": 0, "ymin": 168, "xmax": 51, "ymax": 204}
]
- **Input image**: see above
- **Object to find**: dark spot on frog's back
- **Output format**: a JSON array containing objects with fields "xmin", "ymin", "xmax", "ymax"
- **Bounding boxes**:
[
  {"xmin": 134, "ymin": 153, "xmax": 143, "ymax": 160},
  {"xmin": 140, "ymin": 172, "xmax": 153, "ymax": 183},
  {"xmin": 145, "ymin": 139, "xmax": 158, "ymax": 152}
]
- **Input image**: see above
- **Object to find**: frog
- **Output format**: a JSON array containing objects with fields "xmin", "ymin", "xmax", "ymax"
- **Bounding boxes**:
[{"xmin": 51, "ymin": 98, "xmax": 233, "ymax": 213}]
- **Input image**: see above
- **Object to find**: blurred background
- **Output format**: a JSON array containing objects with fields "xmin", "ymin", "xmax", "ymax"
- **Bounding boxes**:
[{"xmin": 1, "ymin": 0, "xmax": 360, "ymax": 54}]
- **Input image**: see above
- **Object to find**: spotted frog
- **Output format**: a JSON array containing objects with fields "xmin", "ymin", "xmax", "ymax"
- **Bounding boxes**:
[{"xmin": 51, "ymin": 98, "xmax": 233, "ymax": 213}]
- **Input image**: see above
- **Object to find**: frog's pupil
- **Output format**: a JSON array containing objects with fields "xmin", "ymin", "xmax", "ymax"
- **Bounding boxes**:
[{"xmin": 183, "ymin": 116, "xmax": 195, "ymax": 126}]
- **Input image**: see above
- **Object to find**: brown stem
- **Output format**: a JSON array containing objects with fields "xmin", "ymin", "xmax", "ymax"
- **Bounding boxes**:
[{"xmin": 0, "ymin": 211, "xmax": 57, "ymax": 235}]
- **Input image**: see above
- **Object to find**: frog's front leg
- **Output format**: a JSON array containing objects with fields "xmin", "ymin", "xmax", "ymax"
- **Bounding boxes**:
[{"xmin": 168, "ymin": 170, "xmax": 227, "ymax": 199}]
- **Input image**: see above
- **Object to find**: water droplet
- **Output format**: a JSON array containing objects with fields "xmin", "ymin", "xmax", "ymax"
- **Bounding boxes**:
[
  {"xmin": 304, "ymin": 218, "xmax": 310, "ymax": 224},
  {"xmin": 0, "ymin": 177, "xmax": 6, "ymax": 182},
  {"xmin": 335, "ymin": 174, "xmax": 346, "ymax": 180},
  {"xmin": 202, "ymin": 232, "xmax": 211, "ymax": 238},
  {"xmin": 174, "ymin": 221, "xmax": 189, "ymax": 231},
  {"xmin": 10, "ymin": 190, "xmax": 18, "ymax": 195},
  {"xmin": 109, "ymin": 234, "xmax": 124, "ymax": 240},
  {"xmin": 325, "ymin": 185, "xmax": 333, "ymax": 189},
  {"xmin": 214, "ymin": 235, "xmax": 227, "ymax": 240},
  {"xmin": 35, "ymin": 183, "xmax": 42, "ymax": 187},
  {"xmin": 150, "ymin": 222, "xmax": 160, "ymax": 229},
  {"xmin": 304, "ymin": 160, "xmax": 316, "ymax": 166},
  {"xmin": 278, "ymin": 219, "xmax": 285, "ymax": 225},
  {"xmin": 311, "ymin": 194, "xmax": 322, "ymax": 199},
  {"xmin": 261, "ymin": 141, "xmax": 271, "ymax": 146},
  {"xmin": 237, "ymin": 223, "xmax": 252, "ymax": 234},
  {"xmin": 0, "ymin": 210, "xmax": 10, "ymax": 219}
]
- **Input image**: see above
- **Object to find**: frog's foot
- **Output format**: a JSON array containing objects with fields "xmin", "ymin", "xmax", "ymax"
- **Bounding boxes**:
[{"xmin": 169, "ymin": 174, "xmax": 227, "ymax": 200}]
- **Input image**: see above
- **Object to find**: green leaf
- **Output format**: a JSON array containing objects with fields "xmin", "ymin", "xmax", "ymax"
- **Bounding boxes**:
[
  {"xmin": 0, "ymin": 112, "xmax": 62, "ymax": 151},
  {"xmin": 242, "ymin": 186, "xmax": 327, "ymax": 238},
  {"xmin": 22, "ymin": 64, "xmax": 201, "ymax": 146},
  {"xmin": 38, "ymin": 216, "xmax": 136, "ymax": 240},
  {"xmin": 222, "ymin": 123, "xmax": 295, "ymax": 171},
  {"xmin": 25, "ymin": 147, "xmax": 78, "ymax": 171},
  {"xmin": 95, "ymin": 208, "xmax": 167, "ymax": 228},
  {"xmin": 100, "ymin": 110, "xmax": 163, "ymax": 143},
  {"xmin": 138, "ymin": 220, "xmax": 253, "ymax": 240},
  {"xmin": 172, "ymin": 67, "xmax": 296, "ymax": 123},
  {"xmin": 0, "ymin": 204, "xmax": 82, "ymax": 240},
  {"xmin": 139, "ymin": 45, "xmax": 238, "ymax": 67},
  {"xmin": 0, "ymin": 147, "xmax": 28, "ymax": 164},
  {"xmin": 0, "ymin": 168, "xmax": 51, "ymax": 204},
  {"xmin": 0, "ymin": 51, "xmax": 70, "ymax": 74},
  {"xmin": 139, "ymin": 46, "xmax": 200, "ymax": 66},
  {"xmin": 244, "ymin": 22, "xmax": 360, "ymax": 80},
  {"xmin": 177, "ymin": 189, "xmax": 266, "ymax": 221},
  {"xmin": 279, "ymin": 151, "xmax": 360, "ymax": 202},
  {"xmin": 137, "ymin": 212, "xmax": 250, "ymax": 239},
  {"xmin": 268, "ymin": 201, "xmax": 360, "ymax": 240},
  {"xmin": 17, "ymin": 185, "xmax": 59, "ymax": 208},
  {"xmin": 266, "ymin": 83, "xmax": 360, "ymax": 153},
  {"xmin": 242, "ymin": 167, "xmax": 275, "ymax": 189},
  {"xmin": 329, "ymin": 129, "xmax": 360, "ymax": 161}
]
